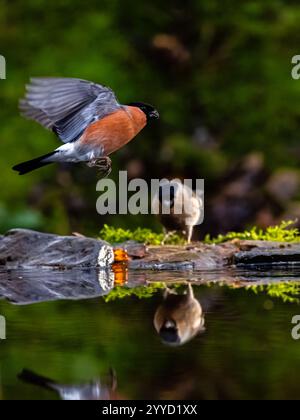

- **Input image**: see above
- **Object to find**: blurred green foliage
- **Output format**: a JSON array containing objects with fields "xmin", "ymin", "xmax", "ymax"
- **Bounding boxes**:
[{"xmin": 1, "ymin": 0, "xmax": 300, "ymax": 235}]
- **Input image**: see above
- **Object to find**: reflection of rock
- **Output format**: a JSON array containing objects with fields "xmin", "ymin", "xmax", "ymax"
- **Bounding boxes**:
[
  {"xmin": 154, "ymin": 284, "xmax": 205, "ymax": 346},
  {"xmin": 1, "ymin": 228, "xmax": 300, "ymax": 304},
  {"xmin": 19, "ymin": 369, "xmax": 118, "ymax": 400},
  {"xmin": 0, "ymin": 229, "xmax": 114, "ymax": 269},
  {"xmin": 0, "ymin": 268, "xmax": 114, "ymax": 305}
]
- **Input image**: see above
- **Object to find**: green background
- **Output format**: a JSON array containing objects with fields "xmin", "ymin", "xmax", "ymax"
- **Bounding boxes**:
[
  {"xmin": 1, "ymin": 0, "xmax": 300, "ymax": 236},
  {"xmin": 1, "ymin": 285, "xmax": 299, "ymax": 400}
]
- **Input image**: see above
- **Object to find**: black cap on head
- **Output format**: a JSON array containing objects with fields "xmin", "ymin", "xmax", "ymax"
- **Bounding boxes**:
[
  {"xmin": 128, "ymin": 102, "xmax": 159, "ymax": 121},
  {"xmin": 159, "ymin": 324, "xmax": 180, "ymax": 345},
  {"xmin": 159, "ymin": 185, "xmax": 176, "ymax": 207}
]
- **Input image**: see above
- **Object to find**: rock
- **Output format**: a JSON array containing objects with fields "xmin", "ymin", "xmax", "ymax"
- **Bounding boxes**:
[
  {"xmin": 129, "ymin": 242, "xmax": 237, "ymax": 271},
  {"xmin": 130, "ymin": 240, "xmax": 300, "ymax": 270},
  {"xmin": 0, "ymin": 229, "xmax": 114, "ymax": 269},
  {"xmin": 0, "ymin": 268, "xmax": 114, "ymax": 305},
  {"xmin": 116, "ymin": 241, "xmax": 147, "ymax": 259},
  {"xmin": 1, "ymin": 234, "xmax": 300, "ymax": 304},
  {"xmin": 234, "ymin": 242, "xmax": 300, "ymax": 266},
  {"xmin": 1, "ymin": 228, "xmax": 300, "ymax": 273}
]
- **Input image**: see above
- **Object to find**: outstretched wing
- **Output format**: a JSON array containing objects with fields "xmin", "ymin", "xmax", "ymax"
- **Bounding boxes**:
[{"xmin": 20, "ymin": 77, "xmax": 121, "ymax": 143}]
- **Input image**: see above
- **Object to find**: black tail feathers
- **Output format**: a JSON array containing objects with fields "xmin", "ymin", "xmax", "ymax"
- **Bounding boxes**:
[
  {"xmin": 13, "ymin": 151, "xmax": 57, "ymax": 175},
  {"xmin": 18, "ymin": 369, "xmax": 56, "ymax": 391}
]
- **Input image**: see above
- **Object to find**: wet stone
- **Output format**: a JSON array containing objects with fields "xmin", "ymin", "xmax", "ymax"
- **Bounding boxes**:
[
  {"xmin": 129, "ymin": 242, "xmax": 237, "ymax": 271},
  {"xmin": 1, "ymin": 229, "xmax": 300, "ymax": 272},
  {"xmin": 234, "ymin": 243, "xmax": 300, "ymax": 266},
  {"xmin": 0, "ymin": 229, "xmax": 114, "ymax": 269},
  {"xmin": 116, "ymin": 240, "xmax": 147, "ymax": 259}
]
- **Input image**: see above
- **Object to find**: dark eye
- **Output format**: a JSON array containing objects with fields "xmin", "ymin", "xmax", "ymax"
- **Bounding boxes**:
[
  {"xmin": 170, "ymin": 186, "xmax": 175, "ymax": 202},
  {"xmin": 158, "ymin": 185, "xmax": 175, "ymax": 205},
  {"xmin": 159, "ymin": 186, "xmax": 163, "ymax": 203}
]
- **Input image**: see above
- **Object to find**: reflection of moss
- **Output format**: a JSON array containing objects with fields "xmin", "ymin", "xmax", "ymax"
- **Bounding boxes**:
[
  {"xmin": 104, "ymin": 280, "xmax": 300, "ymax": 305},
  {"xmin": 99, "ymin": 225, "xmax": 184, "ymax": 245},
  {"xmin": 205, "ymin": 221, "xmax": 300, "ymax": 244},
  {"xmin": 246, "ymin": 282, "xmax": 300, "ymax": 304},
  {"xmin": 104, "ymin": 283, "xmax": 165, "ymax": 302}
]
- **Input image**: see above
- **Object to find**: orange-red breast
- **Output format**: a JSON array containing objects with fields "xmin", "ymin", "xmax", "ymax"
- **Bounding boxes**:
[{"xmin": 13, "ymin": 78, "xmax": 159, "ymax": 175}]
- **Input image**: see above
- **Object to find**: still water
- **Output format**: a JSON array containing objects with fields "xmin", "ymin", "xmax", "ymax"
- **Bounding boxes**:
[{"xmin": 0, "ymin": 268, "xmax": 299, "ymax": 400}]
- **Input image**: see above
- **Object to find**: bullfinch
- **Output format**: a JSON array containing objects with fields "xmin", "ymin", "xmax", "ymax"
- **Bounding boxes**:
[
  {"xmin": 152, "ymin": 179, "xmax": 203, "ymax": 243},
  {"xmin": 154, "ymin": 284, "xmax": 205, "ymax": 346},
  {"xmin": 18, "ymin": 368, "xmax": 118, "ymax": 400},
  {"xmin": 13, "ymin": 77, "xmax": 159, "ymax": 175}
]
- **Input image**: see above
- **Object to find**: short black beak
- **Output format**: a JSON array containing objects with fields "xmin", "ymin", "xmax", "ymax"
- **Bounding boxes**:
[{"xmin": 150, "ymin": 110, "xmax": 160, "ymax": 119}]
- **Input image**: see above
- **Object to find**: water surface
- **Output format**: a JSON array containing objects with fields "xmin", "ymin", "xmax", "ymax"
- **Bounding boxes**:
[{"xmin": 0, "ymin": 268, "xmax": 299, "ymax": 400}]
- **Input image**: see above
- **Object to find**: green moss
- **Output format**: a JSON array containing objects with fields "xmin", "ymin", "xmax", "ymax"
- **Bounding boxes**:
[
  {"xmin": 99, "ymin": 224, "xmax": 185, "ymax": 245},
  {"xmin": 99, "ymin": 222, "xmax": 300, "ymax": 305},
  {"xmin": 246, "ymin": 282, "xmax": 300, "ymax": 304},
  {"xmin": 100, "ymin": 221, "xmax": 300, "ymax": 246},
  {"xmin": 103, "ymin": 283, "xmax": 165, "ymax": 302},
  {"xmin": 205, "ymin": 221, "xmax": 300, "ymax": 244}
]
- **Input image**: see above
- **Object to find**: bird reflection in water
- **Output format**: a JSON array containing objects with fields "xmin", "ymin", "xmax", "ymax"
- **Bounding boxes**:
[
  {"xmin": 154, "ymin": 284, "xmax": 205, "ymax": 346},
  {"xmin": 18, "ymin": 368, "xmax": 119, "ymax": 400}
]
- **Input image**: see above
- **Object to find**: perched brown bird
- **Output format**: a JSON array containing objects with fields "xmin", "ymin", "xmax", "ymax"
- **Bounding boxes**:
[
  {"xmin": 13, "ymin": 78, "xmax": 159, "ymax": 175},
  {"xmin": 153, "ymin": 180, "xmax": 203, "ymax": 243},
  {"xmin": 18, "ymin": 369, "xmax": 118, "ymax": 400},
  {"xmin": 154, "ymin": 284, "xmax": 205, "ymax": 346}
]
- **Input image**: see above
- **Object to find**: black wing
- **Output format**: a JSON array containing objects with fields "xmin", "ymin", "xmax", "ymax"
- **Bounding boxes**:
[{"xmin": 20, "ymin": 77, "xmax": 121, "ymax": 143}]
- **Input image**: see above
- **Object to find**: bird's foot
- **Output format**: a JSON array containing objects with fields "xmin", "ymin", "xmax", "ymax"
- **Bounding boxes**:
[
  {"xmin": 185, "ymin": 226, "xmax": 194, "ymax": 244},
  {"xmin": 161, "ymin": 230, "xmax": 177, "ymax": 245},
  {"xmin": 163, "ymin": 284, "xmax": 177, "ymax": 298},
  {"xmin": 87, "ymin": 157, "xmax": 112, "ymax": 178}
]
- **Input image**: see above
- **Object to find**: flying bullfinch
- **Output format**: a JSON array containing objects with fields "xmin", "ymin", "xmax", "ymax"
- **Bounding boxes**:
[
  {"xmin": 18, "ymin": 368, "xmax": 118, "ymax": 400},
  {"xmin": 13, "ymin": 77, "xmax": 159, "ymax": 175}
]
